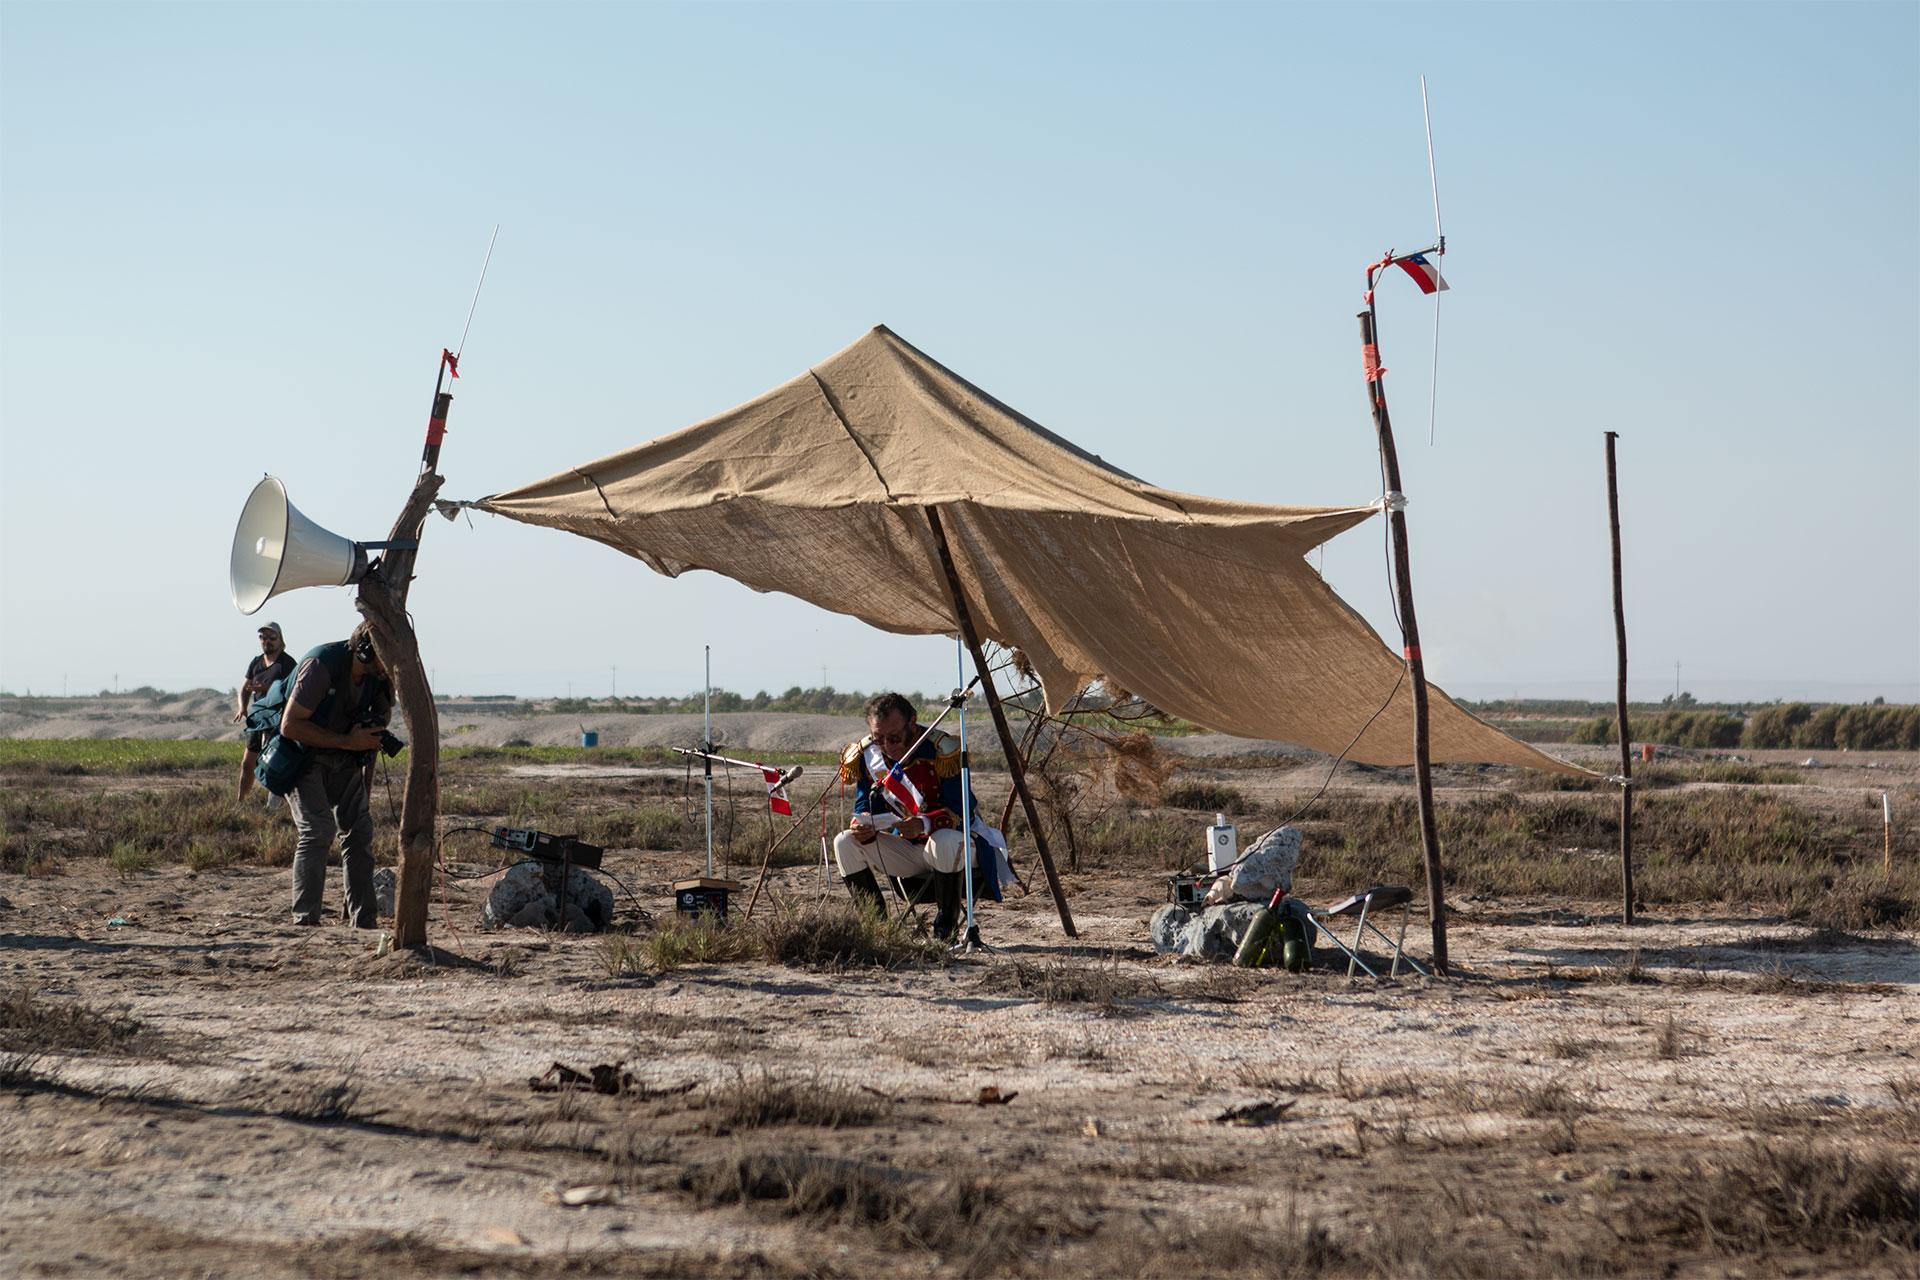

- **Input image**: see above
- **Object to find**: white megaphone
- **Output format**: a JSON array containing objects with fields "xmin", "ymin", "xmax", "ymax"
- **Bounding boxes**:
[{"xmin": 229, "ymin": 477, "xmax": 413, "ymax": 615}]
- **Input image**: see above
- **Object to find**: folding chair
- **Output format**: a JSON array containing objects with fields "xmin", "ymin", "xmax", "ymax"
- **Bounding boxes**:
[
  {"xmin": 1308, "ymin": 885, "xmax": 1430, "ymax": 977},
  {"xmin": 888, "ymin": 874, "xmax": 935, "ymax": 935}
]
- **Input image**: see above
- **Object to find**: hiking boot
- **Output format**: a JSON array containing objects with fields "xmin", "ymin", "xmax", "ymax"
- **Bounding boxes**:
[{"xmin": 292, "ymin": 913, "xmax": 320, "ymax": 927}]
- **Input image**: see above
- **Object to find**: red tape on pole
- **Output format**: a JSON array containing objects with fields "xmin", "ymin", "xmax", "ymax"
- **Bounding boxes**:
[{"xmin": 1364, "ymin": 344, "xmax": 1388, "ymax": 383}]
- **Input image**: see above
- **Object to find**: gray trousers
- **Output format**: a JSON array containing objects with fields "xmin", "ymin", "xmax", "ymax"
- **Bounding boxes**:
[{"xmin": 288, "ymin": 753, "xmax": 377, "ymax": 926}]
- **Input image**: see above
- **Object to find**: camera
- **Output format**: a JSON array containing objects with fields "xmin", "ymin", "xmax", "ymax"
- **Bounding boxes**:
[{"xmin": 358, "ymin": 713, "xmax": 405, "ymax": 758}]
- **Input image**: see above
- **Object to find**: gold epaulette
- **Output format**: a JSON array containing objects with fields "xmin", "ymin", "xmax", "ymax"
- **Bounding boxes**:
[
  {"xmin": 839, "ymin": 738, "xmax": 867, "ymax": 785},
  {"xmin": 932, "ymin": 730, "xmax": 962, "ymax": 778}
]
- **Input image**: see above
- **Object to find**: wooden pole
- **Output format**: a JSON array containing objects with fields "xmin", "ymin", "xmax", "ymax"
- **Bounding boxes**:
[
  {"xmin": 357, "ymin": 471, "xmax": 443, "ymax": 949},
  {"xmin": 925, "ymin": 508, "xmax": 1078, "ymax": 938},
  {"xmin": 353, "ymin": 350, "xmax": 463, "ymax": 955},
  {"xmin": 1358, "ymin": 301, "xmax": 1447, "ymax": 975},
  {"xmin": 1606, "ymin": 432, "xmax": 1635, "ymax": 925}
]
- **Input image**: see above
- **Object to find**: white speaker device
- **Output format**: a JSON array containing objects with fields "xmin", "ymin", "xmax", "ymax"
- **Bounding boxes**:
[{"xmin": 229, "ymin": 476, "xmax": 412, "ymax": 615}]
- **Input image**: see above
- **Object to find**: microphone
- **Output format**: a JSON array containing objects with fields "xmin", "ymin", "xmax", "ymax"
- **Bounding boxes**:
[{"xmin": 774, "ymin": 764, "xmax": 804, "ymax": 789}]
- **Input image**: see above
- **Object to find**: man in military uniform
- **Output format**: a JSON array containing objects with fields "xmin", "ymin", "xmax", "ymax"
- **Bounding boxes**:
[{"xmin": 834, "ymin": 691, "xmax": 1005, "ymax": 940}]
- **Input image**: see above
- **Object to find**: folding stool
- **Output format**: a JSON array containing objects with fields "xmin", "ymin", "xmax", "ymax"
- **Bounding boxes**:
[{"xmin": 1308, "ymin": 885, "xmax": 1430, "ymax": 977}]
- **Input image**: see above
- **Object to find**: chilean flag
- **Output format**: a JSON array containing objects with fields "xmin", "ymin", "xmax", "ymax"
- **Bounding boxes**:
[{"xmin": 1397, "ymin": 252, "xmax": 1449, "ymax": 295}]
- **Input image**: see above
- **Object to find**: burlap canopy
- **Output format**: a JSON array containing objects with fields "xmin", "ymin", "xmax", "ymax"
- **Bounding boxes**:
[{"xmin": 476, "ymin": 326, "xmax": 1579, "ymax": 774}]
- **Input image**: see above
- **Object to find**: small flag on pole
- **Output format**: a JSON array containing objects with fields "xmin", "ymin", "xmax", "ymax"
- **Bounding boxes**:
[
  {"xmin": 1397, "ymin": 252, "xmax": 1449, "ymax": 295},
  {"xmin": 764, "ymin": 768, "xmax": 793, "ymax": 816}
]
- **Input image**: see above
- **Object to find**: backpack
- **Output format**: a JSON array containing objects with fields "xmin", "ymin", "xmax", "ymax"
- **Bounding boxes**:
[{"xmin": 247, "ymin": 642, "xmax": 379, "ymax": 796}]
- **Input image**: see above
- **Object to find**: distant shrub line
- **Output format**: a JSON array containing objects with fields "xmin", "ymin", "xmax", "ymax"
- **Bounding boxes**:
[
  {"xmin": 1567, "ymin": 703, "xmax": 1919, "ymax": 752},
  {"xmin": 546, "ymin": 687, "xmax": 936, "ymax": 717}
]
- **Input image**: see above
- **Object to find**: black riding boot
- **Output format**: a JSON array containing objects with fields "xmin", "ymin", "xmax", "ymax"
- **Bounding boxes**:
[
  {"xmin": 843, "ymin": 868, "xmax": 887, "ymax": 917},
  {"xmin": 931, "ymin": 871, "xmax": 963, "ymax": 941}
]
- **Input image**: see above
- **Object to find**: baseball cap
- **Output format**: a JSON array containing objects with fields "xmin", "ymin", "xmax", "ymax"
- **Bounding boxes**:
[{"xmin": 258, "ymin": 622, "xmax": 284, "ymax": 641}]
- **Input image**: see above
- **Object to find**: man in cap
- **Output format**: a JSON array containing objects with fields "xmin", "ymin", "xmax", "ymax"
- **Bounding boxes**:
[{"xmin": 234, "ymin": 622, "xmax": 295, "ymax": 803}]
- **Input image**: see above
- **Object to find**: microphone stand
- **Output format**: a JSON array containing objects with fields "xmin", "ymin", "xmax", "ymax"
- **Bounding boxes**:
[{"xmin": 950, "ymin": 649, "xmax": 995, "ymax": 955}]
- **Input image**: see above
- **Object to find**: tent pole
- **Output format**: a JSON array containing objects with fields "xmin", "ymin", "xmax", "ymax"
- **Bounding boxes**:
[
  {"xmin": 1606, "ymin": 431, "xmax": 1635, "ymax": 925},
  {"xmin": 926, "ymin": 508, "xmax": 1079, "ymax": 938},
  {"xmin": 1358, "ymin": 299, "xmax": 1448, "ymax": 976}
]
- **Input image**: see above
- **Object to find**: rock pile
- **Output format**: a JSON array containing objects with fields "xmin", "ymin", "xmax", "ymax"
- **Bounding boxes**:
[
  {"xmin": 1149, "ymin": 901, "xmax": 1268, "ymax": 960},
  {"xmin": 1150, "ymin": 824, "xmax": 1315, "ymax": 961},
  {"xmin": 483, "ymin": 863, "xmax": 614, "ymax": 932},
  {"xmin": 1203, "ymin": 825, "xmax": 1301, "ymax": 906}
]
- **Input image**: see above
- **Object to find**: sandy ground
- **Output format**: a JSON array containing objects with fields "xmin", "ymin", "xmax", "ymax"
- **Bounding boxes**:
[
  {"xmin": 3, "ymin": 864, "xmax": 1916, "ymax": 1278},
  {"xmin": 4, "ymin": 752, "xmax": 1919, "ymax": 1278},
  {"xmin": 3, "ymin": 708, "xmax": 1917, "ymax": 1276}
]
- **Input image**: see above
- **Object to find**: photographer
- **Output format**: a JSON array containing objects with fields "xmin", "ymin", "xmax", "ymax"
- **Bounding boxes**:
[{"xmin": 279, "ymin": 620, "xmax": 397, "ymax": 928}]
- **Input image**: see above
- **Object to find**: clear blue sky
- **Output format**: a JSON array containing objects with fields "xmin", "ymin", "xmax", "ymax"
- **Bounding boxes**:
[{"xmin": 3, "ymin": 2, "xmax": 1915, "ymax": 705}]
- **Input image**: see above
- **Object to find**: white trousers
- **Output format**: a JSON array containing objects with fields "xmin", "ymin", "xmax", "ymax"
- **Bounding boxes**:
[{"xmin": 833, "ymin": 826, "xmax": 964, "ymax": 879}]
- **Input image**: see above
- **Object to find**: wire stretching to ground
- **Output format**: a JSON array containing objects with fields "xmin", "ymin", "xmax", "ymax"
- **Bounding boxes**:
[{"xmin": 1187, "ymin": 437, "xmax": 1416, "ymax": 880}]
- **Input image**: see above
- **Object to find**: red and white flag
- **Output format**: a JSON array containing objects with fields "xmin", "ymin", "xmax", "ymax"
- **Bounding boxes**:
[
  {"xmin": 1396, "ymin": 252, "xmax": 1448, "ymax": 295},
  {"xmin": 762, "ymin": 768, "xmax": 793, "ymax": 816}
]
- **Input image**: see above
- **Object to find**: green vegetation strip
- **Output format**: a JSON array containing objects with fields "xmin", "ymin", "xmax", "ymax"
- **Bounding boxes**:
[{"xmin": 0, "ymin": 739, "xmax": 243, "ymax": 775}]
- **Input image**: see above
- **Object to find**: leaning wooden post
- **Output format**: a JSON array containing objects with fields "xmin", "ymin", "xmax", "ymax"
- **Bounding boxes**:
[
  {"xmin": 356, "ymin": 471, "xmax": 443, "ymax": 949},
  {"xmin": 1606, "ymin": 431, "xmax": 1635, "ymax": 925},
  {"xmin": 925, "ymin": 507, "xmax": 1078, "ymax": 938},
  {"xmin": 1358, "ymin": 298, "xmax": 1448, "ymax": 975}
]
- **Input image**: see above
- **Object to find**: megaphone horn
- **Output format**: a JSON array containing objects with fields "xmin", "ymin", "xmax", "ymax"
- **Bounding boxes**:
[{"xmin": 228, "ymin": 477, "xmax": 415, "ymax": 616}]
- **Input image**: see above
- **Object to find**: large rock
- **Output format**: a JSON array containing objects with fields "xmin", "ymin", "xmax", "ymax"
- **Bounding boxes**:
[
  {"xmin": 1149, "ymin": 901, "xmax": 1268, "ymax": 961},
  {"xmin": 1150, "ymin": 898, "xmax": 1318, "ymax": 961},
  {"xmin": 1204, "ymin": 826, "xmax": 1302, "ymax": 906},
  {"xmin": 482, "ymin": 862, "xmax": 614, "ymax": 933}
]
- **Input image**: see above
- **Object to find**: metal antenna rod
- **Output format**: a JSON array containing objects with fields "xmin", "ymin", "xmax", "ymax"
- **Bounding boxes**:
[
  {"xmin": 1422, "ymin": 77, "xmax": 1444, "ymax": 246},
  {"xmin": 1421, "ymin": 77, "xmax": 1445, "ymax": 447},
  {"xmin": 456, "ymin": 225, "xmax": 499, "ymax": 360},
  {"xmin": 704, "ymin": 646, "xmax": 714, "ymax": 877},
  {"xmin": 955, "ymin": 638, "xmax": 980, "ymax": 951}
]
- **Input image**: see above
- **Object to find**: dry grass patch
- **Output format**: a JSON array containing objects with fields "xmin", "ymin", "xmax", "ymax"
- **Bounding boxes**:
[
  {"xmin": 1646, "ymin": 1141, "xmax": 1920, "ymax": 1262},
  {"xmin": 0, "ymin": 986, "xmax": 146, "ymax": 1056},
  {"xmin": 679, "ymin": 1146, "xmax": 1085, "ymax": 1276},
  {"xmin": 1332, "ymin": 1062, "xmax": 1419, "ymax": 1101},
  {"xmin": 1087, "ymin": 1139, "xmax": 1250, "ymax": 1185},
  {"xmin": 635, "ymin": 918, "xmax": 759, "ymax": 973},
  {"xmin": 1654, "ymin": 1012, "xmax": 1704, "ymax": 1060},
  {"xmin": 1547, "ymin": 1034, "xmax": 1599, "ymax": 1060},
  {"xmin": 699, "ymin": 1068, "xmax": 880, "ymax": 1132},
  {"xmin": 1064, "ymin": 1209, "xmax": 1347, "ymax": 1279},
  {"xmin": 975, "ymin": 955, "xmax": 1163, "ymax": 1013},
  {"xmin": 276, "ymin": 1079, "xmax": 364, "ymax": 1124},
  {"xmin": 756, "ymin": 896, "xmax": 946, "ymax": 970},
  {"xmin": 1235, "ymin": 1064, "xmax": 1326, "ymax": 1095}
]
